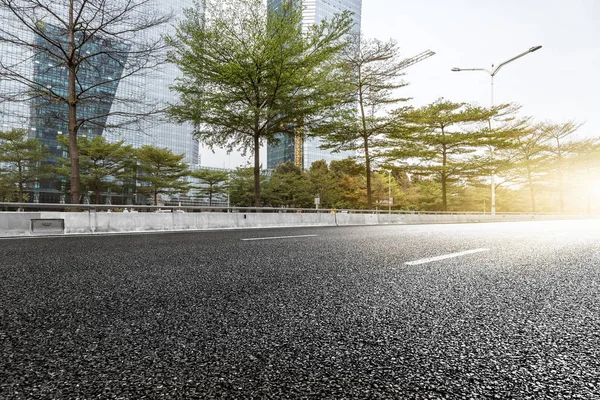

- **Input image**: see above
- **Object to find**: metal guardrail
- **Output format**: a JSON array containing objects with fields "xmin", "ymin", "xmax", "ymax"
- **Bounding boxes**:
[{"xmin": 0, "ymin": 202, "xmax": 596, "ymax": 216}]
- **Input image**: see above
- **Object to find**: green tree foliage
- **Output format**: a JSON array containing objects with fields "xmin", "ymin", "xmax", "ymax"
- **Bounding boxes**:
[
  {"xmin": 329, "ymin": 158, "xmax": 366, "ymax": 209},
  {"xmin": 388, "ymin": 167, "xmax": 420, "ymax": 210},
  {"xmin": 55, "ymin": 135, "xmax": 134, "ymax": 204},
  {"xmin": 541, "ymin": 120, "xmax": 583, "ymax": 212},
  {"xmin": 307, "ymin": 160, "xmax": 344, "ymax": 209},
  {"xmin": 0, "ymin": 171, "xmax": 17, "ymax": 202},
  {"xmin": 449, "ymin": 181, "xmax": 485, "ymax": 212},
  {"xmin": 135, "ymin": 146, "xmax": 190, "ymax": 205},
  {"xmin": 168, "ymin": 0, "xmax": 353, "ymax": 207},
  {"xmin": 318, "ymin": 35, "xmax": 411, "ymax": 208},
  {"xmin": 461, "ymin": 113, "xmax": 533, "ymax": 211},
  {"xmin": 263, "ymin": 162, "xmax": 314, "ymax": 208},
  {"xmin": 370, "ymin": 170, "xmax": 405, "ymax": 210},
  {"xmin": 191, "ymin": 169, "xmax": 229, "ymax": 206},
  {"xmin": 493, "ymin": 122, "xmax": 551, "ymax": 212},
  {"xmin": 330, "ymin": 158, "xmax": 365, "ymax": 177},
  {"xmin": 388, "ymin": 99, "xmax": 499, "ymax": 211},
  {"xmin": 0, "ymin": 128, "xmax": 50, "ymax": 202},
  {"xmin": 411, "ymin": 178, "xmax": 443, "ymax": 211},
  {"xmin": 440, "ymin": 179, "xmax": 518, "ymax": 212},
  {"xmin": 228, "ymin": 167, "xmax": 266, "ymax": 207}
]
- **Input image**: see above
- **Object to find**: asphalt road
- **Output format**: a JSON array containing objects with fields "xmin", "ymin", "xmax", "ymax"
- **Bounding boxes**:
[{"xmin": 1, "ymin": 220, "xmax": 599, "ymax": 399}]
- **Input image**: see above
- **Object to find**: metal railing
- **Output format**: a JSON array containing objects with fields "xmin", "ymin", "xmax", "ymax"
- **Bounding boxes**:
[{"xmin": 0, "ymin": 202, "xmax": 596, "ymax": 216}]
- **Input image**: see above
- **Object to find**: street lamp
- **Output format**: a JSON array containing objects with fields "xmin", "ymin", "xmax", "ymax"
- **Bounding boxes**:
[
  {"xmin": 387, "ymin": 170, "xmax": 392, "ymax": 214},
  {"xmin": 452, "ymin": 45, "xmax": 542, "ymax": 215}
]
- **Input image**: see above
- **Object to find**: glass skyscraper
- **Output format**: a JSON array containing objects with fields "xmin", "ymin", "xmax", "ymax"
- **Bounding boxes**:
[
  {"xmin": 104, "ymin": 0, "xmax": 199, "ymax": 167},
  {"xmin": 0, "ymin": 0, "xmax": 199, "ymax": 203},
  {"xmin": 267, "ymin": 0, "xmax": 362, "ymax": 170}
]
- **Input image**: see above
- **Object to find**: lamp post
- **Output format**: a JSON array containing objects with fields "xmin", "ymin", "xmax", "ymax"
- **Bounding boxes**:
[
  {"xmin": 451, "ymin": 45, "xmax": 542, "ymax": 215},
  {"xmin": 388, "ymin": 170, "xmax": 392, "ymax": 214}
]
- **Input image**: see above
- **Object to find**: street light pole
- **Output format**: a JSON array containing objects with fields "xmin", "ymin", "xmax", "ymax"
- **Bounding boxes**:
[
  {"xmin": 451, "ymin": 45, "xmax": 542, "ymax": 215},
  {"xmin": 388, "ymin": 170, "xmax": 392, "ymax": 214}
]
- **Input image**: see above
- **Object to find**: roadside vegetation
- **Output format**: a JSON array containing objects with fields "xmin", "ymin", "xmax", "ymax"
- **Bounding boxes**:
[{"xmin": 0, "ymin": 0, "xmax": 598, "ymax": 212}]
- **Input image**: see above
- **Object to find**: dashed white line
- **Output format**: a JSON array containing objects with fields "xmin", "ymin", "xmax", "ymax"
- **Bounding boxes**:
[
  {"xmin": 242, "ymin": 234, "xmax": 318, "ymax": 241},
  {"xmin": 405, "ymin": 248, "xmax": 490, "ymax": 266}
]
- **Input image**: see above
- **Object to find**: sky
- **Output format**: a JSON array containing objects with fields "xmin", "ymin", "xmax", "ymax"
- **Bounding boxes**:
[{"xmin": 199, "ymin": 0, "xmax": 600, "ymax": 169}]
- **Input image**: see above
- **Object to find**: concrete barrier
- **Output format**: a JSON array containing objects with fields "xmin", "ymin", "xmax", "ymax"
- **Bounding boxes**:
[
  {"xmin": 0, "ymin": 212, "xmax": 42, "ymax": 236},
  {"xmin": 0, "ymin": 211, "xmax": 339, "ymax": 236},
  {"xmin": 0, "ymin": 210, "xmax": 598, "ymax": 237},
  {"xmin": 336, "ymin": 213, "xmax": 379, "ymax": 225}
]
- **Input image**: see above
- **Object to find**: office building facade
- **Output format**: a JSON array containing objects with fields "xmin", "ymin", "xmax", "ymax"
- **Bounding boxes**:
[
  {"xmin": 0, "ymin": 0, "xmax": 199, "ymax": 203},
  {"xmin": 267, "ymin": 0, "xmax": 362, "ymax": 170},
  {"xmin": 104, "ymin": 0, "xmax": 199, "ymax": 167}
]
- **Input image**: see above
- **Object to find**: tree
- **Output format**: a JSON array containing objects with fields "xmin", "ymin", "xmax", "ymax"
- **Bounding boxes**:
[
  {"xmin": 228, "ymin": 167, "xmax": 266, "ymax": 207},
  {"xmin": 0, "ymin": 0, "xmax": 173, "ymax": 203},
  {"xmin": 0, "ymin": 128, "xmax": 50, "ymax": 202},
  {"xmin": 55, "ymin": 135, "xmax": 134, "ymax": 204},
  {"xmin": 464, "ymin": 113, "xmax": 539, "ymax": 212},
  {"xmin": 570, "ymin": 138, "xmax": 600, "ymax": 213},
  {"xmin": 263, "ymin": 162, "xmax": 314, "ymax": 208},
  {"xmin": 371, "ymin": 170, "xmax": 404, "ymax": 210},
  {"xmin": 0, "ymin": 173, "xmax": 16, "ymax": 202},
  {"xmin": 411, "ymin": 177, "xmax": 443, "ymax": 211},
  {"xmin": 168, "ymin": 0, "xmax": 353, "ymax": 207},
  {"xmin": 330, "ymin": 158, "xmax": 367, "ymax": 209},
  {"xmin": 136, "ymin": 146, "xmax": 190, "ymax": 206},
  {"xmin": 387, "ymin": 166, "xmax": 419, "ymax": 210},
  {"xmin": 318, "ymin": 35, "xmax": 412, "ymax": 208},
  {"xmin": 191, "ymin": 169, "xmax": 229, "ymax": 206},
  {"xmin": 307, "ymin": 160, "xmax": 344, "ymax": 209},
  {"xmin": 493, "ymin": 122, "xmax": 551, "ymax": 212},
  {"xmin": 542, "ymin": 120, "xmax": 583, "ymax": 212},
  {"xmin": 330, "ymin": 158, "xmax": 366, "ymax": 177},
  {"xmin": 388, "ymin": 99, "xmax": 499, "ymax": 211}
]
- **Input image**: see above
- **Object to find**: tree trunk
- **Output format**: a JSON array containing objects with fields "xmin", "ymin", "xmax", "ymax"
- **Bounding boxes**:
[
  {"xmin": 441, "ymin": 172, "xmax": 447, "ymax": 212},
  {"xmin": 357, "ymin": 66, "xmax": 372, "ymax": 209},
  {"xmin": 67, "ymin": 0, "xmax": 80, "ymax": 204},
  {"xmin": 526, "ymin": 164, "xmax": 536, "ymax": 212},
  {"xmin": 558, "ymin": 165, "xmax": 565, "ymax": 213},
  {"xmin": 18, "ymin": 182, "xmax": 24, "ymax": 203},
  {"xmin": 441, "ymin": 147, "xmax": 447, "ymax": 211},
  {"xmin": 587, "ymin": 166, "xmax": 592, "ymax": 214},
  {"xmin": 253, "ymin": 134, "xmax": 261, "ymax": 208},
  {"xmin": 17, "ymin": 162, "xmax": 24, "ymax": 203},
  {"xmin": 364, "ymin": 136, "xmax": 372, "ymax": 209},
  {"xmin": 556, "ymin": 139, "xmax": 564, "ymax": 213}
]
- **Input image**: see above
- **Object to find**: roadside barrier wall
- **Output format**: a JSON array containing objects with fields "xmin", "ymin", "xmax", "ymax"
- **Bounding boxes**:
[
  {"xmin": 0, "ymin": 212, "xmax": 43, "ymax": 236},
  {"xmin": 0, "ymin": 211, "xmax": 598, "ymax": 237}
]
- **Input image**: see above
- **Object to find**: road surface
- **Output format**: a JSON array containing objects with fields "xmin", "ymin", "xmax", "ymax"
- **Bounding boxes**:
[{"xmin": 1, "ymin": 220, "xmax": 599, "ymax": 398}]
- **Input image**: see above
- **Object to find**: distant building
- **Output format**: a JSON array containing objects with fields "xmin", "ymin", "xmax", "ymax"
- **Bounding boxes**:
[
  {"xmin": 0, "ymin": 0, "xmax": 199, "ymax": 203},
  {"xmin": 104, "ymin": 0, "xmax": 199, "ymax": 168},
  {"xmin": 267, "ymin": 0, "xmax": 362, "ymax": 170}
]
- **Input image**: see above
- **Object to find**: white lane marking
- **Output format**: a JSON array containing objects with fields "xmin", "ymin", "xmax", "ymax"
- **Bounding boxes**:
[
  {"xmin": 405, "ymin": 248, "xmax": 490, "ymax": 266},
  {"xmin": 242, "ymin": 234, "xmax": 318, "ymax": 241}
]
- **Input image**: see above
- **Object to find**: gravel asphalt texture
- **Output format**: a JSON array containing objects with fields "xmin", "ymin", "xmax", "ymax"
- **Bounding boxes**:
[{"xmin": 1, "ymin": 220, "xmax": 600, "ymax": 399}]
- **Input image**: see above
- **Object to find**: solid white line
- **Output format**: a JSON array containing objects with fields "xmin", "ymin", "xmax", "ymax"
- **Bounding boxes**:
[
  {"xmin": 242, "ymin": 234, "xmax": 318, "ymax": 241},
  {"xmin": 405, "ymin": 248, "xmax": 490, "ymax": 266}
]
